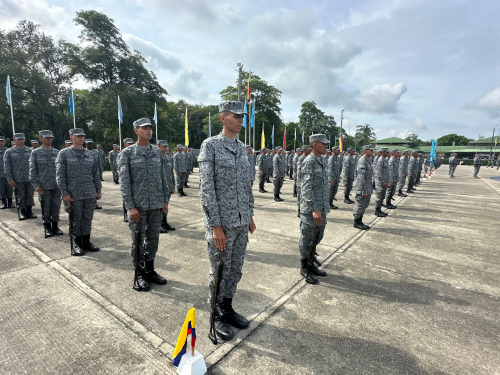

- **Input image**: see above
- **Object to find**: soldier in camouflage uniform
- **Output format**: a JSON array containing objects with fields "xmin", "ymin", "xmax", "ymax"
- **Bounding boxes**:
[
  {"xmin": 119, "ymin": 119, "xmax": 169, "ymax": 291},
  {"xmin": 292, "ymin": 148, "xmax": 302, "ymax": 197},
  {"xmin": 174, "ymin": 145, "xmax": 188, "ymax": 196},
  {"xmin": 328, "ymin": 146, "xmax": 341, "ymax": 209},
  {"xmin": 374, "ymin": 147, "xmax": 390, "ymax": 217},
  {"xmin": 198, "ymin": 101, "xmax": 256, "ymax": 341},
  {"xmin": 246, "ymin": 146, "xmax": 256, "ymax": 188},
  {"xmin": 384, "ymin": 149, "xmax": 399, "ymax": 209},
  {"xmin": 288, "ymin": 151, "xmax": 294, "ymax": 179},
  {"xmin": 0, "ymin": 136, "xmax": 15, "ymax": 209},
  {"xmin": 4, "ymin": 133, "xmax": 36, "ymax": 220},
  {"xmin": 496, "ymin": 156, "xmax": 500, "ymax": 170},
  {"xmin": 343, "ymin": 148, "xmax": 355, "ymax": 204},
  {"xmin": 296, "ymin": 145, "xmax": 311, "ymax": 217},
  {"xmin": 266, "ymin": 150, "xmax": 273, "ymax": 183},
  {"xmin": 96, "ymin": 144, "xmax": 106, "ymax": 181},
  {"xmin": 120, "ymin": 139, "xmax": 134, "ymax": 222},
  {"xmin": 298, "ymin": 134, "xmax": 329, "ymax": 285},
  {"xmin": 56, "ymin": 128, "xmax": 101, "ymax": 255},
  {"xmin": 397, "ymin": 150, "xmax": 409, "ymax": 197},
  {"xmin": 257, "ymin": 148, "xmax": 268, "ymax": 193},
  {"xmin": 30, "ymin": 140, "xmax": 39, "ymax": 150},
  {"xmin": 424, "ymin": 155, "xmax": 430, "ymax": 176},
  {"xmin": 273, "ymin": 146, "xmax": 285, "ymax": 202},
  {"xmin": 109, "ymin": 144, "xmax": 120, "ymax": 184},
  {"xmin": 473, "ymin": 155, "xmax": 481, "ymax": 178},
  {"xmin": 449, "ymin": 153, "xmax": 458, "ymax": 178},
  {"xmin": 65, "ymin": 140, "xmax": 72, "ymax": 148},
  {"xmin": 85, "ymin": 139, "xmax": 103, "ymax": 210},
  {"xmin": 29, "ymin": 130, "xmax": 63, "ymax": 238},
  {"xmin": 157, "ymin": 140, "xmax": 176, "ymax": 233},
  {"xmin": 406, "ymin": 151, "xmax": 418, "ymax": 193},
  {"xmin": 352, "ymin": 145, "xmax": 375, "ymax": 230}
]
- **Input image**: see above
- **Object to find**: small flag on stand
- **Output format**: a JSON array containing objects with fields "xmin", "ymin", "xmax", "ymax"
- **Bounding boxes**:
[{"xmin": 173, "ymin": 308, "xmax": 197, "ymax": 367}]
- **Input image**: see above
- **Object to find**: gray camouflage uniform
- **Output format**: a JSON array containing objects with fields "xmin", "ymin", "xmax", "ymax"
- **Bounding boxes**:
[
  {"xmin": 385, "ymin": 155, "xmax": 398, "ymax": 202},
  {"xmin": 174, "ymin": 149, "xmax": 187, "ymax": 189},
  {"xmin": 109, "ymin": 149, "xmax": 119, "ymax": 182},
  {"xmin": 374, "ymin": 156, "xmax": 389, "ymax": 209},
  {"xmin": 473, "ymin": 156, "xmax": 481, "ymax": 177},
  {"xmin": 398, "ymin": 155, "xmax": 409, "ymax": 192},
  {"xmin": 161, "ymin": 151, "xmax": 175, "ymax": 220},
  {"xmin": 198, "ymin": 133, "xmax": 254, "ymax": 303},
  {"xmin": 257, "ymin": 152, "xmax": 267, "ymax": 190},
  {"xmin": 248, "ymin": 151, "xmax": 256, "ymax": 187},
  {"xmin": 343, "ymin": 154, "xmax": 355, "ymax": 198},
  {"xmin": 0, "ymin": 146, "xmax": 13, "ymax": 201},
  {"xmin": 407, "ymin": 156, "xmax": 417, "ymax": 191},
  {"xmin": 273, "ymin": 152, "xmax": 285, "ymax": 195},
  {"xmin": 296, "ymin": 153, "xmax": 308, "ymax": 215},
  {"xmin": 4, "ymin": 146, "xmax": 34, "ymax": 209},
  {"xmin": 97, "ymin": 148, "xmax": 105, "ymax": 178},
  {"xmin": 449, "ymin": 156, "xmax": 458, "ymax": 176},
  {"xmin": 29, "ymin": 147, "xmax": 61, "ymax": 223},
  {"xmin": 352, "ymin": 156, "xmax": 373, "ymax": 219},
  {"xmin": 328, "ymin": 154, "xmax": 340, "ymax": 203}
]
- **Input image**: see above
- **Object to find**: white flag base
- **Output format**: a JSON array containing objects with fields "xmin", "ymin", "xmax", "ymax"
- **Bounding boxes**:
[{"xmin": 177, "ymin": 350, "xmax": 207, "ymax": 375}]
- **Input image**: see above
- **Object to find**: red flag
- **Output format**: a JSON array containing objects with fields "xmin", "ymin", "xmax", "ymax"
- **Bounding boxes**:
[{"xmin": 283, "ymin": 128, "xmax": 286, "ymax": 150}]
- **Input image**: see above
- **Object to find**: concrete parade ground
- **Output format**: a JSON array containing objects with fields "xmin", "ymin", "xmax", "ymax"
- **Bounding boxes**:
[{"xmin": 0, "ymin": 164, "xmax": 499, "ymax": 375}]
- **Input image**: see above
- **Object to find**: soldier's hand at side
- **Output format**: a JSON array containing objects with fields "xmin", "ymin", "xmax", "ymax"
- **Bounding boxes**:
[
  {"xmin": 392, "ymin": 181, "xmax": 396, "ymax": 185},
  {"xmin": 331, "ymin": 181, "xmax": 337, "ymax": 186},
  {"xmin": 249, "ymin": 217, "xmax": 256, "ymax": 234},
  {"xmin": 162, "ymin": 203, "xmax": 168, "ymax": 213},
  {"xmin": 313, "ymin": 210, "xmax": 322, "ymax": 226},
  {"xmin": 213, "ymin": 226, "xmax": 227, "ymax": 251},
  {"xmin": 383, "ymin": 183, "xmax": 389, "ymax": 188},
  {"xmin": 35, "ymin": 187, "xmax": 44, "ymax": 195},
  {"xmin": 129, "ymin": 208, "xmax": 141, "ymax": 222},
  {"xmin": 362, "ymin": 194, "xmax": 368, "ymax": 197},
  {"xmin": 96, "ymin": 193, "xmax": 102, "ymax": 200},
  {"xmin": 63, "ymin": 194, "xmax": 73, "ymax": 207},
  {"xmin": 8, "ymin": 181, "xmax": 16, "ymax": 188},
  {"xmin": 176, "ymin": 172, "xmax": 179, "ymax": 176}
]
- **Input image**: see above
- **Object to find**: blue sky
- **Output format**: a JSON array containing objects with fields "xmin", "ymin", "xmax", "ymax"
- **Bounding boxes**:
[{"xmin": 2, "ymin": 0, "xmax": 500, "ymax": 141}]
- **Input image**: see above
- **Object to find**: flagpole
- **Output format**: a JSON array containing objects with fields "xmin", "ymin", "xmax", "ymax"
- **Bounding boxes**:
[
  {"xmin": 10, "ymin": 99, "xmax": 15, "ymax": 135},
  {"xmin": 72, "ymin": 90, "xmax": 76, "ymax": 129}
]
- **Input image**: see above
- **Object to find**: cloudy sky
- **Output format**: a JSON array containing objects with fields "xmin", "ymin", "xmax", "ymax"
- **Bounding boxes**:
[{"xmin": 2, "ymin": 0, "xmax": 500, "ymax": 141}]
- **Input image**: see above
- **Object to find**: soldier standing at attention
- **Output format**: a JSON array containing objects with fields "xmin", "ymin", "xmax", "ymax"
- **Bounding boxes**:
[
  {"xmin": 258, "ymin": 148, "xmax": 268, "ymax": 193},
  {"xmin": 473, "ymin": 154, "xmax": 482, "ymax": 178},
  {"xmin": 449, "ymin": 153, "xmax": 458, "ymax": 178},
  {"xmin": 406, "ymin": 151, "xmax": 418, "ymax": 194},
  {"xmin": 4, "ymin": 133, "xmax": 36, "ymax": 220},
  {"xmin": 266, "ymin": 150, "xmax": 273, "ymax": 183},
  {"xmin": 292, "ymin": 148, "xmax": 302, "ymax": 197},
  {"xmin": 29, "ymin": 130, "xmax": 63, "ymax": 238},
  {"xmin": 343, "ymin": 148, "xmax": 355, "ymax": 204},
  {"xmin": 246, "ymin": 146, "xmax": 256, "ymax": 188},
  {"xmin": 120, "ymin": 139, "xmax": 134, "ymax": 222},
  {"xmin": 157, "ymin": 140, "xmax": 176, "ymax": 233},
  {"xmin": 174, "ymin": 145, "xmax": 188, "ymax": 197},
  {"xmin": 0, "ymin": 136, "xmax": 15, "ymax": 209},
  {"xmin": 353, "ymin": 145, "xmax": 374, "ymax": 230},
  {"xmin": 85, "ymin": 139, "xmax": 103, "ymax": 210},
  {"xmin": 56, "ymin": 128, "xmax": 101, "ymax": 255},
  {"xmin": 374, "ymin": 147, "xmax": 390, "ymax": 217},
  {"xmin": 30, "ymin": 139, "xmax": 39, "ymax": 150},
  {"xmin": 298, "ymin": 134, "xmax": 329, "ymax": 285},
  {"xmin": 338, "ymin": 151, "xmax": 344, "ymax": 176},
  {"xmin": 288, "ymin": 151, "xmax": 294, "ymax": 179},
  {"xmin": 496, "ymin": 156, "xmax": 500, "ymax": 170},
  {"xmin": 384, "ymin": 149, "xmax": 399, "ymax": 209},
  {"xmin": 398, "ymin": 150, "xmax": 409, "ymax": 197},
  {"xmin": 96, "ymin": 144, "xmax": 106, "ymax": 181},
  {"xmin": 198, "ymin": 101, "xmax": 256, "ymax": 341},
  {"xmin": 109, "ymin": 144, "xmax": 120, "ymax": 184},
  {"xmin": 328, "ymin": 146, "xmax": 341, "ymax": 209},
  {"xmin": 119, "ymin": 119, "xmax": 169, "ymax": 291},
  {"xmin": 296, "ymin": 145, "xmax": 311, "ymax": 217},
  {"xmin": 273, "ymin": 146, "xmax": 285, "ymax": 202}
]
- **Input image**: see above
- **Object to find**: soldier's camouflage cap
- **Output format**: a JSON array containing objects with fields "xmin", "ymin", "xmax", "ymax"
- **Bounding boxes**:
[
  {"xmin": 39, "ymin": 130, "xmax": 53, "ymax": 138},
  {"xmin": 13, "ymin": 133, "xmax": 26, "ymax": 139},
  {"xmin": 402, "ymin": 150, "xmax": 409, "ymax": 154},
  {"xmin": 309, "ymin": 134, "xmax": 328, "ymax": 144},
  {"xmin": 133, "ymin": 118, "xmax": 152, "ymax": 129},
  {"xmin": 85, "ymin": 139, "xmax": 94, "ymax": 144},
  {"xmin": 0, "ymin": 136, "xmax": 5, "ymax": 141},
  {"xmin": 176, "ymin": 144, "xmax": 183, "ymax": 148},
  {"xmin": 302, "ymin": 145, "xmax": 312, "ymax": 150},
  {"xmin": 97, "ymin": 144, "xmax": 102, "ymax": 147},
  {"xmin": 31, "ymin": 139, "xmax": 39, "ymax": 143},
  {"xmin": 65, "ymin": 140, "xmax": 73, "ymax": 144},
  {"xmin": 123, "ymin": 138, "xmax": 134, "ymax": 144},
  {"xmin": 157, "ymin": 140, "xmax": 169, "ymax": 146},
  {"xmin": 412, "ymin": 150, "xmax": 419, "ymax": 154},
  {"xmin": 331, "ymin": 146, "xmax": 340, "ymax": 151},
  {"xmin": 379, "ymin": 147, "xmax": 389, "ymax": 152},
  {"xmin": 362, "ymin": 145, "xmax": 373, "ymax": 151},
  {"xmin": 391, "ymin": 149, "xmax": 399, "ymax": 153},
  {"xmin": 276, "ymin": 146, "xmax": 283, "ymax": 150},
  {"xmin": 113, "ymin": 144, "xmax": 119, "ymax": 147},
  {"xmin": 346, "ymin": 147, "xmax": 354, "ymax": 152},
  {"xmin": 296, "ymin": 148, "xmax": 302, "ymax": 151},
  {"xmin": 246, "ymin": 145, "xmax": 253, "ymax": 150},
  {"xmin": 452, "ymin": 152, "xmax": 457, "ymax": 155},
  {"xmin": 219, "ymin": 101, "xmax": 248, "ymax": 115},
  {"xmin": 69, "ymin": 128, "xmax": 85, "ymax": 136}
]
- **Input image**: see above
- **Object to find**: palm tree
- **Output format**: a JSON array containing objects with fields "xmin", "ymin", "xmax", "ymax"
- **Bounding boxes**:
[{"xmin": 356, "ymin": 124, "xmax": 376, "ymax": 145}]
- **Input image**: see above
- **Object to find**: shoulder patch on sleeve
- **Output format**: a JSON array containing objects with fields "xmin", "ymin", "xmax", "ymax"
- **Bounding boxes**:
[{"xmin": 120, "ymin": 165, "xmax": 127, "ymax": 172}]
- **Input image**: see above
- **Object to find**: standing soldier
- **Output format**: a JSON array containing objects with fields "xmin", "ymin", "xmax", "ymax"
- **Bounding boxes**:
[
  {"xmin": 384, "ymin": 149, "xmax": 399, "ymax": 209},
  {"xmin": 120, "ymin": 139, "xmax": 135, "ymax": 222},
  {"xmin": 328, "ymin": 146, "xmax": 341, "ymax": 209},
  {"xmin": 266, "ymin": 150, "xmax": 273, "ymax": 183},
  {"xmin": 292, "ymin": 148, "xmax": 302, "ymax": 197},
  {"xmin": 298, "ymin": 134, "xmax": 329, "ymax": 285},
  {"xmin": 496, "ymin": 156, "xmax": 500, "ymax": 170},
  {"xmin": 119, "ymin": 119, "xmax": 169, "ymax": 291},
  {"xmin": 338, "ymin": 150, "xmax": 344, "ymax": 176},
  {"xmin": 96, "ymin": 144, "xmax": 106, "ymax": 181},
  {"xmin": 174, "ymin": 145, "xmax": 188, "ymax": 196},
  {"xmin": 473, "ymin": 154, "xmax": 482, "ymax": 178},
  {"xmin": 343, "ymin": 148, "xmax": 355, "ymax": 204},
  {"xmin": 30, "ymin": 139, "xmax": 39, "ymax": 150},
  {"xmin": 296, "ymin": 145, "xmax": 311, "ymax": 217},
  {"xmin": 247, "ymin": 146, "xmax": 256, "ymax": 188},
  {"xmin": 406, "ymin": 151, "xmax": 418, "ymax": 193},
  {"xmin": 198, "ymin": 101, "xmax": 256, "ymax": 341},
  {"xmin": 273, "ymin": 147, "xmax": 285, "ymax": 202},
  {"xmin": 29, "ymin": 130, "xmax": 63, "ymax": 238},
  {"xmin": 374, "ymin": 147, "xmax": 390, "ymax": 217},
  {"xmin": 85, "ymin": 139, "xmax": 103, "ymax": 209},
  {"xmin": 353, "ymin": 145, "xmax": 374, "ymax": 230},
  {"xmin": 4, "ymin": 133, "xmax": 36, "ymax": 220},
  {"xmin": 109, "ymin": 144, "xmax": 120, "ymax": 184},
  {"xmin": 449, "ymin": 153, "xmax": 458, "ymax": 178},
  {"xmin": 56, "ymin": 128, "xmax": 101, "ymax": 255},
  {"xmin": 0, "ymin": 136, "xmax": 15, "ymax": 209},
  {"xmin": 288, "ymin": 151, "xmax": 294, "ymax": 179},
  {"xmin": 258, "ymin": 149, "xmax": 268, "ymax": 193},
  {"xmin": 398, "ymin": 150, "xmax": 409, "ymax": 197},
  {"xmin": 157, "ymin": 140, "xmax": 176, "ymax": 233},
  {"xmin": 488, "ymin": 154, "xmax": 494, "ymax": 168},
  {"xmin": 65, "ymin": 140, "xmax": 73, "ymax": 148}
]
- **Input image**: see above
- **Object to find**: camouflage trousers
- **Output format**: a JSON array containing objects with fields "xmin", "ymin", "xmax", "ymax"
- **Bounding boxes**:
[
  {"xmin": 111, "ymin": 166, "xmax": 119, "ymax": 182},
  {"xmin": 289, "ymin": 166, "xmax": 293, "ymax": 178},
  {"xmin": 450, "ymin": 166, "xmax": 456, "ymax": 176},
  {"xmin": 267, "ymin": 168, "xmax": 273, "ymax": 180},
  {"xmin": 129, "ymin": 208, "xmax": 162, "ymax": 265},
  {"xmin": 273, "ymin": 176, "xmax": 284, "ymax": 195},
  {"xmin": 374, "ymin": 183, "xmax": 387, "ymax": 208},
  {"xmin": 384, "ymin": 183, "xmax": 396, "ymax": 202},
  {"xmin": 64, "ymin": 198, "xmax": 95, "ymax": 237},
  {"xmin": 353, "ymin": 194, "xmax": 371, "ymax": 219},
  {"xmin": 397, "ymin": 175, "xmax": 407, "ymax": 192},
  {"xmin": 38, "ymin": 189, "xmax": 62, "ymax": 223},
  {"xmin": 343, "ymin": 178, "xmax": 353, "ymax": 196},
  {"xmin": 258, "ymin": 171, "xmax": 266, "ymax": 189},
  {"xmin": 176, "ymin": 172, "xmax": 187, "ymax": 189},
  {"xmin": 299, "ymin": 212, "xmax": 327, "ymax": 260},
  {"xmin": 424, "ymin": 165, "xmax": 429, "ymax": 174},
  {"xmin": 14, "ymin": 182, "xmax": 35, "ymax": 209},
  {"xmin": 0, "ymin": 177, "xmax": 13, "ymax": 199},
  {"xmin": 407, "ymin": 175, "xmax": 415, "ymax": 191},
  {"xmin": 473, "ymin": 166, "xmax": 480, "ymax": 177},
  {"xmin": 329, "ymin": 181, "xmax": 339, "ymax": 202},
  {"xmin": 206, "ymin": 225, "xmax": 248, "ymax": 303}
]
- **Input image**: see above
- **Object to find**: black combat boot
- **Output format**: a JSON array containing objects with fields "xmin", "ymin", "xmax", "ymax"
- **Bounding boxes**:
[
  {"xmin": 145, "ymin": 261, "xmax": 167, "ymax": 284},
  {"xmin": 300, "ymin": 259, "xmax": 318, "ymax": 285},
  {"xmin": 259, "ymin": 187, "xmax": 266, "ymax": 193},
  {"xmin": 354, "ymin": 217, "xmax": 370, "ymax": 230},
  {"xmin": 44, "ymin": 223, "xmax": 54, "ymax": 238},
  {"xmin": 19, "ymin": 208, "xmax": 28, "ymax": 221},
  {"xmin": 26, "ymin": 206, "xmax": 37, "ymax": 219},
  {"xmin": 52, "ymin": 222, "xmax": 64, "ymax": 235},
  {"xmin": 330, "ymin": 201, "xmax": 338, "ymax": 209},
  {"xmin": 72, "ymin": 236, "xmax": 85, "ymax": 256},
  {"xmin": 222, "ymin": 298, "xmax": 250, "ymax": 329},
  {"xmin": 311, "ymin": 263, "xmax": 326, "ymax": 277},
  {"xmin": 180, "ymin": 189, "xmax": 188, "ymax": 197},
  {"xmin": 344, "ymin": 194, "xmax": 352, "ymax": 204},
  {"xmin": 375, "ymin": 207, "xmax": 387, "ymax": 217},
  {"xmin": 0, "ymin": 199, "xmax": 7, "ymax": 209},
  {"xmin": 95, "ymin": 204, "xmax": 102, "ymax": 209},
  {"xmin": 165, "ymin": 221, "xmax": 175, "ymax": 231},
  {"xmin": 82, "ymin": 235, "xmax": 100, "ymax": 252},
  {"xmin": 123, "ymin": 208, "xmax": 128, "ymax": 222},
  {"xmin": 386, "ymin": 200, "xmax": 397, "ymax": 209},
  {"xmin": 214, "ymin": 315, "xmax": 234, "ymax": 341},
  {"xmin": 184, "ymin": 183, "xmax": 190, "ymax": 188},
  {"xmin": 133, "ymin": 268, "xmax": 150, "ymax": 291},
  {"xmin": 160, "ymin": 216, "xmax": 168, "ymax": 233},
  {"xmin": 7, "ymin": 198, "xmax": 15, "ymax": 208}
]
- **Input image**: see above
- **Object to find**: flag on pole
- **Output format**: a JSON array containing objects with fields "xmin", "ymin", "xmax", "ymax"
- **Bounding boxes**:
[
  {"xmin": 242, "ymin": 101, "xmax": 247, "ymax": 129},
  {"xmin": 184, "ymin": 107, "xmax": 189, "ymax": 146},
  {"xmin": 118, "ymin": 96, "xmax": 123, "ymax": 124},
  {"xmin": 250, "ymin": 101, "xmax": 255, "ymax": 128},
  {"xmin": 6, "ymin": 75, "xmax": 12, "ymax": 107},
  {"xmin": 208, "ymin": 112, "xmax": 211, "ymax": 138},
  {"xmin": 246, "ymin": 74, "xmax": 251, "ymax": 103},
  {"xmin": 339, "ymin": 137, "xmax": 344, "ymax": 152},
  {"xmin": 261, "ymin": 123, "xmax": 265, "ymax": 149},
  {"xmin": 153, "ymin": 102, "xmax": 158, "ymax": 124},
  {"xmin": 495, "ymin": 138, "xmax": 498, "ymax": 146},
  {"xmin": 294, "ymin": 128, "xmax": 297, "ymax": 142},
  {"xmin": 271, "ymin": 125, "xmax": 275, "ymax": 150},
  {"xmin": 283, "ymin": 127, "xmax": 286, "ymax": 149},
  {"xmin": 302, "ymin": 130, "xmax": 304, "ymax": 145},
  {"xmin": 69, "ymin": 90, "xmax": 75, "ymax": 114},
  {"xmin": 172, "ymin": 308, "xmax": 197, "ymax": 367}
]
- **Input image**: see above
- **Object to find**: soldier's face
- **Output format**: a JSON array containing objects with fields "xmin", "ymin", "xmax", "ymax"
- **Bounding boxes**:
[
  {"xmin": 86, "ymin": 143, "xmax": 94, "ymax": 150},
  {"xmin": 14, "ymin": 138, "xmax": 25, "ymax": 147},
  {"xmin": 365, "ymin": 150, "xmax": 374, "ymax": 157},
  {"xmin": 247, "ymin": 149, "xmax": 252, "ymax": 155},
  {"xmin": 32, "ymin": 143, "xmax": 39, "ymax": 148},
  {"xmin": 221, "ymin": 112, "xmax": 243, "ymax": 133},
  {"xmin": 0, "ymin": 140, "xmax": 5, "ymax": 147},
  {"xmin": 135, "ymin": 125, "xmax": 153, "ymax": 140},
  {"xmin": 71, "ymin": 135, "xmax": 85, "ymax": 146},
  {"xmin": 41, "ymin": 137, "xmax": 53, "ymax": 147},
  {"xmin": 113, "ymin": 146, "xmax": 119, "ymax": 151}
]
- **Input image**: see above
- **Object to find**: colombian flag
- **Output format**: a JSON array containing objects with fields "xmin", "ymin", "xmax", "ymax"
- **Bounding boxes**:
[
  {"xmin": 173, "ymin": 308, "xmax": 197, "ymax": 367},
  {"xmin": 339, "ymin": 137, "xmax": 344, "ymax": 152},
  {"xmin": 246, "ymin": 74, "xmax": 251, "ymax": 103}
]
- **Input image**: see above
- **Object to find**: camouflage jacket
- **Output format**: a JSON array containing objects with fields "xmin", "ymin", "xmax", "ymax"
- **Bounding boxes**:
[
  {"xmin": 109, "ymin": 150, "xmax": 119, "ymax": 167},
  {"xmin": 293, "ymin": 154, "xmax": 300, "ymax": 178},
  {"xmin": 327, "ymin": 154, "xmax": 340, "ymax": 182},
  {"xmin": 198, "ymin": 134, "xmax": 254, "ymax": 229},
  {"xmin": 353, "ymin": 156, "xmax": 374, "ymax": 195},
  {"xmin": 90, "ymin": 149, "xmax": 103, "ymax": 176},
  {"xmin": 56, "ymin": 147, "xmax": 101, "ymax": 200},
  {"xmin": 474, "ymin": 156, "xmax": 481, "ymax": 166},
  {"xmin": 248, "ymin": 154, "xmax": 256, "ymax": 181},
  {"xmin": 4, "ymin": 146, "xmax": 32, "ymax": 182},
  {"xmin": 29, "ymin": 147, "xmax": 59, "ymax": 190},
  {"xmin": 297, "ymin": 154, "xmax": 307, "ymax": 181},
  {"xmin": 0, "ymin": 147, "xmax": 6, "ymax": 179},
  {"xmin": 399, "ymin": 157, "xmax": 409, "ymax": 178},
  {"xmin": 257, "ymin": 154, "xmax": 267, "ymax": 172},
  {"xmin": 161, "ymin": 153, "xmax": 175, "ymax": 193},
  {"xmin": 388, "ymin": 156, "xmax": 398, "ymax": 183},
  {"xmin": 300, "ymin": 154, "xmax": 330, "ymax": 214},
  {"xmin": 407, "ymin": 156, "xmax": 416, "ymax": 175},
  {"xmin": 97, "ymin": 149, "xmax": 105, "ymax": 167},
  {"xmin": 118, "ymin": 144, "xmax": 170, "ymax": 210},
  {"xmin": 173, "ymin": 152, "xmax": 187, "ymax": 173},
  {"xmin": 343, "ymin": 154, "xmax": 355, "ymax": 179},
  {"xmin": 376, "ymin": 156, "xmax": 390, "ymax": 184},
  {"xmin": 449, "ymin": 156, "xmax": 458, "ymax": 166},
  {"xmin": 273, "ymin": 154, "xmax": 286, "ymax": 178}
]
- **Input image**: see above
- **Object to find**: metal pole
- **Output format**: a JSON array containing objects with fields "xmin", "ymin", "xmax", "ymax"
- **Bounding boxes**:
[
  {"xmin": 237, "ymin": 63, "xmax": 242, "ymax": 101},
  {"xmin": 10, "ymin": 101, "xmax": 15, "ymax": 135},
  {"xmin": 119, "ymin": 120, "xmax": 122, "ymax": 151},
  {"xmin": 490, "ymin": 126, "xmax": 497, "ymax": 161},
  {"xmin": 340, "ymin": 109, "xmax": 344, "ymax": 151}
]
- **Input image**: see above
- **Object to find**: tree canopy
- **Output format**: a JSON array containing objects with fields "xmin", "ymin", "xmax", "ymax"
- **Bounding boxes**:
[{"xmin": 436, "ymin": 133, "xmax": 470, "ymax": 146}]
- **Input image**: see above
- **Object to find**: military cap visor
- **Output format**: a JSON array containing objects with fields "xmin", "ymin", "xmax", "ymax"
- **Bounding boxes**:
[
  {"xmin": 31, "ymin": 140, "xmax": 39, "ymax": 143},
  {"xmin": 0, "ymin": 136, "xmax": 5, "ymax": 141},
  {"xmin": 133, "ymin": 118, "xmax": 152, "ymax": 128},
  {"xmin": 13, "ymin": 133, "xmax": 26, "ymax": 139},
  {"xmin": 113, "ymin": 144, "xmax": 119, "ymax": 147},
  {"xmin": 310, "ymin": 134, "xmax": 328, "ymax": 144},
  {"xmin": 65, "ymin": 140, "xmax": 73, "ymax": 144},
  {"xmin": 219, "ymin": 101, "xmax": 248, "ymax": 115},
  {"xmin": 85, "ymin": 139, "xmax": 94, "ymax": 143}
]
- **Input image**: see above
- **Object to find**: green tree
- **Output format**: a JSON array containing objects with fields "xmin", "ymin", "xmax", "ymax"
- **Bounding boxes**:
[
  {"xmin": 355, "ymin": 124, "xmax": 376, "ymax": 146},
  {"xmin": 436, "ymin": 133, "xmax": 470, "ymax": 146},
  {"xmin": 298, "ymin": 101, "xmax": 338, "ymax": 144}
]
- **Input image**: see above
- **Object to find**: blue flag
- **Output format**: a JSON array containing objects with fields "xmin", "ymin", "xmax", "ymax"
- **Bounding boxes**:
[
  {"xmin": 272, "ymin": 125, "xmax": 275, "ymax": 149},
  {"xmin": 242, "ymin": 101, "xmax": 247, "ymax": 128},
  {"xmin": 6, "ymin": 75, "xmax": 12, "ymax": 107},
  {"xmin": 153, "ymin": 102, "xmax": 158, "ymax": 124},
  {"xmin": 118, "ymin": 96, "xmax": 123, "ymax": 124},
  {"xmin": 68, "ymin": 89, "xmax": 75, "ymax": 114},
  {"xmin": 250, "ymin": 101, "xmax": 255, "ymax": 129},
  {"xmin": 302, "ymin": 130, "xmax": 304, "ymax": 144}
]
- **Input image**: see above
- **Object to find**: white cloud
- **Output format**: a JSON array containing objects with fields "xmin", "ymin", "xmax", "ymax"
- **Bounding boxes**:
[
  {"xmin": 347, "ymin": 83, "xmax": 407, "ymax": 114},
  {"xmin": 411, "ymin": 117, "xmax": 427, "ymax": 130},
  {"xmin": 169, "ymin": 69, "xmax": 207, "ymax": 100},
  {"xmin": 465, "ymin": 87, "xmax": 500, "ymax": 118},
  {"xmin": 124, "ymin": 34, "xmax": 182, "ymax": 73}
]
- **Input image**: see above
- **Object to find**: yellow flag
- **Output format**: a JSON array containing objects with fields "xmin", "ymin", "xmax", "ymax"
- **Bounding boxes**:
[
  {"xmin": 496, "ymin": 138, "xmax": 498, "ymax": 146},
  {"xmin": 184, "ymin": 107, "xmax": 189, "ymax": 146},
  {"xmin": 261, "ymin": 123, "xmax": 265, "ymax": 149}
]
